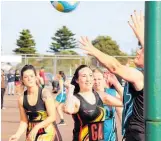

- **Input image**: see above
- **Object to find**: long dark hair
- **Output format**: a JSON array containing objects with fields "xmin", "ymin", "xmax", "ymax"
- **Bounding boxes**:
[
  {"xmin": 21, "ymin": 65, "xmax": 37, "ymax": 78},
  {"xmin": 71, "ymin": 65, "xmax": 89, "ymax": 95}
]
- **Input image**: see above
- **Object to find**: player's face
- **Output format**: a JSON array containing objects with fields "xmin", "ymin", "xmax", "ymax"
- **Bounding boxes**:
[
  {"xmin": 134, "ymin": 47, "xmax": 144, "ymax": 68},
  {"xmin": 93, "ymin": 72, "xmax": 105, "ymax": 91},
  {"xmin": 76, "ymin": 67, "xmax": 94, "ymax": 92},
  {"xmin": 22, "ymin": 70, "xmax": 37, "ymax": 87}
]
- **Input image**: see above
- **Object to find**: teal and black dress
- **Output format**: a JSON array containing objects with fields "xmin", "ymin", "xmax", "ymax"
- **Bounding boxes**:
[{"xmin": 104, "ymin": 88, "xmax": 118, "ymax": 141}]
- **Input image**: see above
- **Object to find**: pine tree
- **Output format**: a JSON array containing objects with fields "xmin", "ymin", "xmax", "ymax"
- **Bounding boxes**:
[
  {"xmin": 13, "ymin": 29, "xmax": 36, "ymax": 54},
  {"xmin": 50, "ymin": 26, "xmax": 77, "ymax": 52}
]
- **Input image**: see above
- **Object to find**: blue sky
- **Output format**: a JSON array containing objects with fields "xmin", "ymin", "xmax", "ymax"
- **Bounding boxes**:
[{"xmin": 1, "ymin": 1, "xmax": 145, "ymax": 55}]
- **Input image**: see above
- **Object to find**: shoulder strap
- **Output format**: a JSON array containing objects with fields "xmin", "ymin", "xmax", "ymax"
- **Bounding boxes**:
[
  {"xmin": 38, "ymin": 87, "xmax": 44, "ymax": 101},
  {"xmin": 94, "ymin": 91, "xmax": 103, "ymax": 107},
  {"xmin": 23, "ymin": 90, "xmax": 28, "ymax": 110}
]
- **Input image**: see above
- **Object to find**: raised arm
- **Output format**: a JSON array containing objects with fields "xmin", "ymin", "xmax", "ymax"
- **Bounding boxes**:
[
  {"xmin": 128, "ymin": 10, "xmax": 144, "ymax": 47},
  {"xmin": 80, "ymin": 37, "xmax": 143, "ymax": 91},
  {"xmin": 64, "ymin": 84, "xmax": 80, "ymax": 114},
  {"xmin": 9, "ymin": 96, "xmax": 28, "ymax": 141},
  {"xmin": 79, "ymin": 11, "xmax": 144, "ymax": 91},
  {"xmin": 107, "ymin": 73, "xmax": 124, "ymax": 100},
  {"xmin": 115, "ymin": 90, "xmax": 123, "ymax": 123},
  {"xmin": 116, "ymin": 107, "xmax": 123, "ymax": 123},
  {"xmin": 97, "ymin": 91, "xmax": 123, "ymax": 107}
]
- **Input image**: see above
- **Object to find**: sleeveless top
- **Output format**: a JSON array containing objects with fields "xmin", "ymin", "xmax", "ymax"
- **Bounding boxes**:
[
  {"xmin": 72, "ymin": 92, "xmax": 105, "ymax": 141},
  {"xmin": 23, "ymin": 88, "xmax": 62, "ymax": 141},
  {"xmin": 104, "ymin": 88, "xmax": 117, "ymax": 141},
  {"xmin": 122, "ymin": 82, "xmax": 144, "ymax": 137}
]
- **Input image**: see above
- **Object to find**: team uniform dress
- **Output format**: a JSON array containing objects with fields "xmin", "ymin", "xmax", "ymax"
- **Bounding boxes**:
[
  {"xmin": 122, "ymin": 77, "xmax": 144, "ymax": 141},
  {"xmin": 55, "ymin": 80, "xmax": 66, "ymax": 103},
  {"xmin": 104, "ymin": 88, "xmax": 118, "ymax": 141},
  {"xmin": 72, "ymin": 92, "xmax": 105, "ymax": 141},
  {"xmin": 23, "ymin": 88, "xmax": 62, "ymax": 141}
]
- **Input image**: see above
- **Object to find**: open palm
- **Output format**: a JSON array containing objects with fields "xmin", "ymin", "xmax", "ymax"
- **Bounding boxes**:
[
  {"xmin": 128, "ymin": 10, "xmax": 144, "ymax": 47},
  {"xmin": 79, "ymin": 36, "xmax": 98, "ymax": 56}
]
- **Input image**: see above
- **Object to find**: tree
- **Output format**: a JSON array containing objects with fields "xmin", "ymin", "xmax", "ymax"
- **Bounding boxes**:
[
  {"xmin": 92, "ymin": 36, "xmax": 128, "ymax": 65},
  {"xmin": 59, "ymin": 50, "xmax": 78, "ymax": 55},
  {"xmin": 50, "ymin": 26, "xmax": 77, "ymax": 52},
  {"xmin": 13, "ymin": 29, "xmax": 36, "ymax": 54}
]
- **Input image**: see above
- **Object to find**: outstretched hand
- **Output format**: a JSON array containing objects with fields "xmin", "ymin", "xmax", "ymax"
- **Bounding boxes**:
[
  {"xmin": 128, "ymin": 10, "xmax": 144, "ymax": 47},
  {"xmin": 79, "ymin": 36, "xmax": 98, "ymax": 56},
  {"xmin": 104, "ymin": 71, "xmax": 119, "ymax": 87},
  {"xmin": 108, "ymin": 73, "xmax": 119, "ymax": 87}
]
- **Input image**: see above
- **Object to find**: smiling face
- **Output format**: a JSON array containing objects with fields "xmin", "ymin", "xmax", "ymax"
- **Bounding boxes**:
[
  {"xmin": 93, "ymin": 71, "xmax": 106, "ymax": 91},
  {"xmin": 134, "ymin": 47, "xmax": 144, "ymax": 68},
  {"xmin": 22, "ymin": 69, "xmax": 37, "ymax": 88},
  {"xmin": 76, "ymin": 67, "xmax": 94, "ymax": 92}
]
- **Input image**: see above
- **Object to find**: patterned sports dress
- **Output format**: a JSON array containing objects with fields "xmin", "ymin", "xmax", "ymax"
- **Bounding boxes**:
[
  {"xmin": 122, "ymin": 68, "xmax": 144, "ymax": 141},
  {"xmin": 23, "ymin": 88, "xmax": 62, "ymax": 141},
  {"xmin": 56, "ymin": 80, "xmax": 66, "ymax": 103},
  {"xmin": 104, "ymin": 88, "xmax": 118, "ymax": 141},
  {"xmin": 56, "ymin": 90, "xmax": 66, "ymax": 103},
  {"xmin": 72, "ymin": 92, "xmax": 105, "ymax": 141},
  {"xmin": 122, "ymin": 82, "xmax": 144, "ymax": 141}
]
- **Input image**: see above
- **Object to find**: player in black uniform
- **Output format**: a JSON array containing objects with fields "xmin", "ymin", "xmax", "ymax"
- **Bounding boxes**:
[
  {"xmin": 79, "ymin": 11, "xmax": 145, "ymax": 141},
  {"xmin": 9, "ymin": 65, "xmax": 62, "ymax": 141},
  {"xmin": 64, "ymin": 65, "xmax": 123, "ymax": 141}
]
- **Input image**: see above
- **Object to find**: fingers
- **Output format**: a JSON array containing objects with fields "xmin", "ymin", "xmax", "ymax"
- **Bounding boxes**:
[
  {"xmin": 79, "ymin": 36, "xmax": 96, "ymax": 56},
  {"xmin": 81, "ymin": 36, "xmax": 86, "ymax": 43},
  {"xmin": 131, "ymin": 14, "xmax": 137, "ymax": 28},
  {"xmin": 128, "ymin": 10, "xmax": 143, "ymax": 39},
  {"xmin": 130, "ymin": 10, "xmax": 144, "ymax": 27},
  {"xmin": 86, "ymin": 36, "xmax": 90, "ymax": 43},
  {"xmin": 79, "ymin": 36, "xmax": 89, "ymax": 46},
  {"xmin": 79, "ymin": 38, "xmax": 86, "ymax": 46},
  {"xmin": 128, "ymin": 18, "xmax": 134, "ymax": 30},
  {"xmin": 130, "ymin": 10, "xmax": 139, "ymax": 28},
  {"xmin": 81, "ymin": 36, "xmax": 89, "ymax": 43},
  {"xmin": 134, "ymin": 10, "xmax": 139, "ymax": 25}
]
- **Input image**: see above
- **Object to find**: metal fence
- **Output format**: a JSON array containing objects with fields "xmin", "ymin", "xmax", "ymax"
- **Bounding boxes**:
[{"xmin": 15, "ymin": 54, "xmax": 135, "ymax": 77}]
